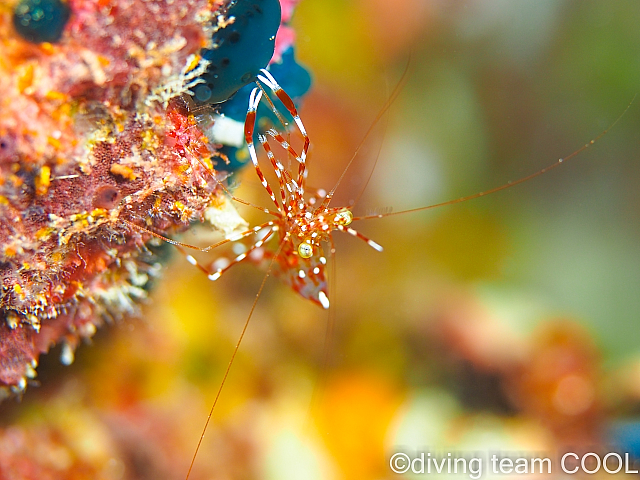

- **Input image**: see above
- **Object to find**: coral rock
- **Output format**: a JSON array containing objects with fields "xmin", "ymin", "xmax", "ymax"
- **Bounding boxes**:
[{"xmin": 0, "ymin": 0, "xmax": 235, "ymax": 395}]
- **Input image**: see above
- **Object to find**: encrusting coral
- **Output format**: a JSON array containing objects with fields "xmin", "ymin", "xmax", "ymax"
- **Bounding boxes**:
[{"xmin": 0, "ymin": 0, "xmax": 300, "ymax": 397}]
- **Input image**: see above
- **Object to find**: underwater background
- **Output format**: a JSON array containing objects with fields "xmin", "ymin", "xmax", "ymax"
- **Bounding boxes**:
[{"xmin": 2, "ymin": 1, "xmax": 640, "ymax": 479}]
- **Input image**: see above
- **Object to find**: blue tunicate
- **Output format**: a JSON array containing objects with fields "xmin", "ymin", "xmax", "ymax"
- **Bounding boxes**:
[
  {"xmin": 13, "ymin": 0, "xmax": 71, "ymax": 44},
  {"xmin": 209, "ymin": 47, "xmax": 312, "ymax": 174},
  {"xmin": 219, "ymin": 47, "xmax": 312, "ymax": 123},
  {"xmin": 192, "ymin": 0, "xmax": 282, "ymax": 105}
]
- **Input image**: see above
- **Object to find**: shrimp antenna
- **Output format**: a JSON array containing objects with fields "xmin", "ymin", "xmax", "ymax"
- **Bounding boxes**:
[
  {"xmin": 324, "ymin": 59, "xmax": 411, "ymax": 208},
  {"xmin": 185, "ymin": 236, "xmax": 288, "ymax": 480},
  {"xmin": 353, "ymin": 96, "xmax": 636, "ymax": 222}
]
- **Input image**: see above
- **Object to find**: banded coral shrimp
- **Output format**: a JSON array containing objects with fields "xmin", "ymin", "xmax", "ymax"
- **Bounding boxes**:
[
  {"xmin": 160, "ymin": 3, "xmax": 640, "ymax": 479},
  {"xmin": 173, "ymin": 69, "xmax": 634, "ymax": 478},
  {"xmin": 109, "ymin": 3, "xmax": 640, "ymax": 479},
  {"xmin": 151, "ymin": 34, "xmax": 633, "ymax": 480}
]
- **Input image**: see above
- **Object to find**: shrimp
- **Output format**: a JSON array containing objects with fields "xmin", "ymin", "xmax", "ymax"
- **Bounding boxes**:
[{"xmin": 178, "ymin": 66, "xmax": 632, "ymax": 478}]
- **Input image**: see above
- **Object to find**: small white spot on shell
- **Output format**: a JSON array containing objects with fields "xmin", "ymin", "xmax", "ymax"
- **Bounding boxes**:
[
  {"xmin": 208, "ymin": 271, "xmax": 222, "ymax": 281},
  {"xmin": 318, "ymin": 291, "xmax": 330, "ymax": 309},
  {"xmin": 313, "ymin": 267, "xmax": 320, "ymax": 274}
]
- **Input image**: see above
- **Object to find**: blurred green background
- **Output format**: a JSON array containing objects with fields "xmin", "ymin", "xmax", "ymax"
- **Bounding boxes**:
[
  {"xmin": 3, "ymin": 1, "xmax": 640, "ymax": 479},
  {"xmin": 293, "ymin": 0, "xmax": 640, "ymax": 362}
]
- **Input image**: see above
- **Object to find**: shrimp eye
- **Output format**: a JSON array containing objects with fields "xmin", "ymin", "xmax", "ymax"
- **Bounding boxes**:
[
  {"xmin": 298, "ymin": 242, "xmax": 313, "ymax": 258},
  {"xmin": 334, "ymin": 209, "xmax": 353, "ymax": 226}
]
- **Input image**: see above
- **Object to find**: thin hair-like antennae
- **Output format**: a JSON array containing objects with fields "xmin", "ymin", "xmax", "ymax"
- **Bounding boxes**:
[
  {"xmin": 323, "ymin": 59, "xmax": 411, "ymax": 209},
  {"xmin": 123, "ymin": 219, "xmax": 248, "ymax": 252},
  {"xmin": 349, "ymin": 83, "xmax": 392, "ymax": 210},
  {"xmin": 353, "ymin": 96, "xmax": 636, "ymax": 222},
  {"xmin": 185, "ymin": 234, "xmax": 288, "ymax": 480}
]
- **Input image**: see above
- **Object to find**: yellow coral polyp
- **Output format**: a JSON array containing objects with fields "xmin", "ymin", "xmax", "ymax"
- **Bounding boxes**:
[
  {"xmin": 35, "ymin": 227, "xmax": 54, "ymax": 240},
  {"xmin": 45, "ymin": 91, "xmax": 68, "ymax": 102},
  {"xmin": 35, "ymin": 166, "xmax": 51, "ymax": 196},
  {"xmin": 13, "ymin": 284, "xmax": 26, "ymax": 301},
  {"xmin": 51, "ymin": 102, "xmax": 72, "ymax": 122},
  {"xmin": 91, "ymin": 208, "xmax": 108, "ymax": 218},
  {"xmin": 201, "ymin": 156, "xmax": 214, "ymax": 171},
  {"xmin": 70, "ymin": 210, "xmax": 104, "ymax": 226},
  {"xmin": 171, "ymin": 201, "xmax": 193, "ymax": 222},
  {"xmin": 47, "ymin": 136, "xmax": 62, "ymax": 150},
  {"xmin": 17, "ymin": 64, "xmax": 34, "ymax": 93},
  {"xmin": 177, "ymin": 163, "xmax": 191, "ymax": 175},
  {"xmin": 39, "ymin": 42, "xmax": 55, "ymax": 54},
  {"xmin": 185, "ymin": 54, "xmax": 203, "ymax": 73},
  {"xmin": 141, "ymin": 128, "xmax": 159, "ymax": 150},
  {"xmin": 110, "ymin": 163, "xmax": 138, "ymax": 180}
]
